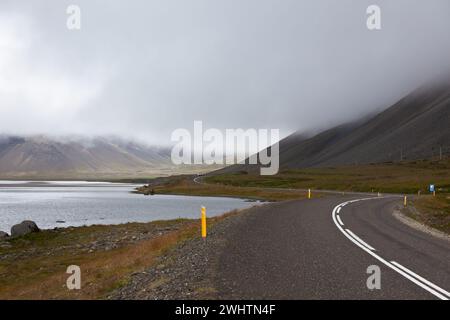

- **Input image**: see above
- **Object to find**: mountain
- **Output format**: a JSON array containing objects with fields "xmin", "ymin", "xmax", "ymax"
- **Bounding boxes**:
[
  {"xmin": 3, "ymin": 77, "xmax": 449, "ymax": 178},
  {"xmin": 0, "ymin": 136, "xmax": 173, "ymax": 178},
  {"xmin": 220, "ymin": 76, "xmax": 450, "ymax": 173}
]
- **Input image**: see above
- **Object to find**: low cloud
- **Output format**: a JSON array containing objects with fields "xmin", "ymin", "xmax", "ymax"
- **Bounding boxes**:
[{"xmin": 0, "ymin": 0, "xmax": 449, "ymax": 145}]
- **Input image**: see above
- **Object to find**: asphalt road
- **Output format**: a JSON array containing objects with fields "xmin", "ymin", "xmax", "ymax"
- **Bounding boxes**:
[{"xmin": 216, "ymin": 195, "xmax": 450, "ymax": 299}]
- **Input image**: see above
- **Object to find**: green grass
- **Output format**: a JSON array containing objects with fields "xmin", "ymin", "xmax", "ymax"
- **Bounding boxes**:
[
  {"xmin": 139, "ymin": 159, "xmax": 450, "ymax": 233},
  {"xmin": 204, "ymin": 159, "xmax": 450, "ymax": 194},
  {"xmin": 139, "ymin": 175, "xmax": 309, "ymax": 201}
]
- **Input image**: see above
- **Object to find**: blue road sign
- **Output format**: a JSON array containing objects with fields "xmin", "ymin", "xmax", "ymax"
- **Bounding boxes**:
[{"xmin": 429, "ymin": 184, "xmax": 435, "ymax": 192}]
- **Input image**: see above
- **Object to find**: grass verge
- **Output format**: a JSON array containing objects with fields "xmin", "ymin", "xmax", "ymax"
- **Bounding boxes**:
[
  {"xmin": 139, "ymin": 175, "xmax": 308, "ymax": 201},
  {"xmin": 407, "ymin": 194, "xmax": 450, "ymax": 234},
  {"xmin": 0, "ymin": 219, "xmax": 198, "ymax": 299},
  {"xmin": 138, "ymin": 159, "xmax": 450, "ymax": 233},
  {"xmin": 205, "ymin": 159, "xmax": 450, "ymax": 194},
  {"xmin": 0, "ymin": 209, "xmax": 247, "ymax": 300}
]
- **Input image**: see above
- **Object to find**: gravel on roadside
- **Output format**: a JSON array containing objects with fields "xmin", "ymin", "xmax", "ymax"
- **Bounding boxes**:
[{"xmin": 109, "ymin": 205, "xmax": 264, "ymax": 300}]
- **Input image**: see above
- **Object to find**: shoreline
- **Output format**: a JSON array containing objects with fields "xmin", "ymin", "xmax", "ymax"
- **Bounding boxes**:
[
  {"xmin": 0, "ymin": 216, "xmax": 200, "ymax": 299},
  {"xmin": 0, "ymin": 182, "xmax": 255, "ymax": 234},
  {"xmin": 0, "ymin": 181, "xmax": 138, "ymax": 188},
  {"xmin": 0, "ymin": 204, "xmax": 263, "ymax": 299}
]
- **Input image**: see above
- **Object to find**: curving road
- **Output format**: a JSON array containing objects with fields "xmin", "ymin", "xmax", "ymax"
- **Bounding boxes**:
[{"xmin": 216, "ymin": 195, "xmax": 450, "ymax": 299}]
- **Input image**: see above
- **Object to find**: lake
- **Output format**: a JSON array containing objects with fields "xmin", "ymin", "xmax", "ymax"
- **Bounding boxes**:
[{"xmin": 0, "ymin": 181, "xmax": 257, "ymax": 233}]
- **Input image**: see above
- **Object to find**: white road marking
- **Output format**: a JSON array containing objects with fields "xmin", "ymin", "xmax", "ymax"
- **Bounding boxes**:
[
  {"xmin": 390, "ymin": 261, "xmax": 450, "ymax": 298},
  {"xmin": 337, "ymin": 207, "xmax": 342, "ymax": 214},
  {"xmin": 332, "ymin": 197, "xmax": 449, "ymax": 300},
  {"xmin": 345, "ymin": 229, "xmax": 375, "ymax": 251},
  {"xmin": 336, "ymin": 214, "xmax": 344, "ymax": 226}
]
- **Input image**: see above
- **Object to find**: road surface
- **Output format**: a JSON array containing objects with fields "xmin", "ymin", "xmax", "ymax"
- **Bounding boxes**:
[{"xmin": 216, "ymin": 195, "xmax": 450, "ymax": 299}]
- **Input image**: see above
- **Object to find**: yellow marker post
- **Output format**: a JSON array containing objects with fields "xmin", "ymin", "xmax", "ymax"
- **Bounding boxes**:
[
  {"xmin": 308, "ymin": 189, "xmax": 311, "ymax": 199},
  {"xmin": 201, "ymin": 206, "xmax": 207, "ymax": 238},
  {"xmin": 404, "ymin": 195, "xmax": 407, "ymax": 207}
]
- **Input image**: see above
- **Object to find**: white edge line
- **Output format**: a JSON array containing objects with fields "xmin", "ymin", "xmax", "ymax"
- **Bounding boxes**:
[
  {"xmin": 337, "ymin": 207, "xmax": 342, "ymax": 214},
  {"xmin": 336, "ymin": 215, "xmax": 344, "ymax": 226},
  {"xmin": 391, "ymin": 261, "xmax": 450, "ymax": 298},
  {"xmin": 332, "ymin": 198, "xmax": 449, "ymax": 300},
  {"xmin": 345, "ymin": 229, "xmax": 376, "ymax": 251}
]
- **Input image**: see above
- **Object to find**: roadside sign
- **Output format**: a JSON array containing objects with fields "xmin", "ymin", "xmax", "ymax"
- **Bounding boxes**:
[{"xmin": 429, "ymin": 184, "xmax": 435, "ymax": 193}]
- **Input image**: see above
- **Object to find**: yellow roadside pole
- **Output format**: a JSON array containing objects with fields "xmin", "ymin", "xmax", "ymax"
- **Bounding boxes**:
[
  {"xmin": 404, "ymin": 195, "xmax": 407, "ymax": 207},
  {"xmin": 308, "ymin": 189, "xmax": 311, "ymax": 199},
  {"xmin": 201, "ymin": 206, "xmax": 207, "ymax": 239}
]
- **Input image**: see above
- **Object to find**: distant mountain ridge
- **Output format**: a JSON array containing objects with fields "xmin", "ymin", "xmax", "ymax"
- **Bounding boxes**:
[
  {"xmin": 219, "ymin": 75, "xmax": 450, "ymax": 173},
  {"xmin": 2, "ymin": 77, "xmax": 449, "ymax": 178},
  {"xmin": 0, "ymin": 135, "xmax": 172, "ymax": 178}
]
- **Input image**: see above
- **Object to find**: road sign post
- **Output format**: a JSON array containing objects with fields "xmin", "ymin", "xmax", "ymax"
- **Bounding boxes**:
[
  {"xmin": 429, "ymin": 184, "xmax": 435, "ymax": 196},
  {"xmin": 201, "ymin": 206, "xmax": 207, "ymax": 239}
]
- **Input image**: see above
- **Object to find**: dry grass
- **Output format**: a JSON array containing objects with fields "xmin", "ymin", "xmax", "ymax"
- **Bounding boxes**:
[
  {"xmin": 138, "ymin": 160, "xmax": 450, "ymax": 200},
  {"xmin": 0, "ymin": 208, "xmax": 248, "ymax": 300},
  {"xmin": 145, "ymin": 177, "xmax": 307, "ymax": 202},
  {"xmin": 0, "ymin": 221, "xmax": 198, "ymax": 300},
  {"xmin": 205, "ymin": 159, "xmax": 450, "ymax": 194},
  {"xmin": 409, "ymin": 194, "xmax": 450, "ymax": 234}
]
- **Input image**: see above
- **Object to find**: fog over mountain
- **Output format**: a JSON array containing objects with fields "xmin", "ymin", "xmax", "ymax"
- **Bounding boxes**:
[
  {"xmin": 0, "ymin": 135, "xmax": 173, "ymax": 178},
  {"xmin": 0, "ymin": 0, "xmax": 449, "ymax": 146},
  {"xmin": 219, "ymin": 75, "xmax": 450, "ymax": 173}
]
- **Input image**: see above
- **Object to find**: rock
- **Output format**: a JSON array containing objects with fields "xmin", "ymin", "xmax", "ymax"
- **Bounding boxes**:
[
  {"xmin": 0, "ymin": 231, "xmax": 9, "ymax": 240},
  {"xmin": 11, "ymin": 220, "xmax": 40, "ymax": 237}
]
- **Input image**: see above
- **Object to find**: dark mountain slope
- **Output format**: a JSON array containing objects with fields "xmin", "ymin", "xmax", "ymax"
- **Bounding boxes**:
[{"xmin": 219, "ymin": 76, "xmax": 450, "ymax": 173}]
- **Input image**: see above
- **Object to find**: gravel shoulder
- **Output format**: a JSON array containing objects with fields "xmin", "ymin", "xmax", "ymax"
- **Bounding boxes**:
[
  {"xmin": 110, "ymin": 204, "xmax": 267, "ymax": 299},
  {"xmin": 395, "ymin": 206, "xmax": 450, "ymax": 242}
]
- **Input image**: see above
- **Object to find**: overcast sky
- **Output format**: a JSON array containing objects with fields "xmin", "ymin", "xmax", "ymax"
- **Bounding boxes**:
[{"xmin": 0, "ymin": 0, "xmax": 449, "ymax": 145}]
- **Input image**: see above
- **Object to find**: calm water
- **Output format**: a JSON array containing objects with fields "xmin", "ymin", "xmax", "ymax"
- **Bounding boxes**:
[{"xmin": 0, "ymin": 181, "xmax": 256, "ymax": 233}]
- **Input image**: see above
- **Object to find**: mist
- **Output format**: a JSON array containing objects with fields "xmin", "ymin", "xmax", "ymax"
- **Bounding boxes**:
[{"xmin": 0, "ymin": 0, "xmax": 449, "ymax": 146}]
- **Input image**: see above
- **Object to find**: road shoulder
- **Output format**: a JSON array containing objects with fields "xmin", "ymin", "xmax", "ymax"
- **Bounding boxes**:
[
  {"xmin": 110, "ymin": 204, "xmax": 265, "ymax": 299},
  {"xmin": 393, "ymin": 207, "xmax": 450, "ymax": 243}
]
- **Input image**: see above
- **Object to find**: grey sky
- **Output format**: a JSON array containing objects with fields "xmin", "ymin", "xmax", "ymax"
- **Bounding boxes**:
[{"xmin": 0, "ymin": 0, "xmax": 449, "ymax": 145}]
